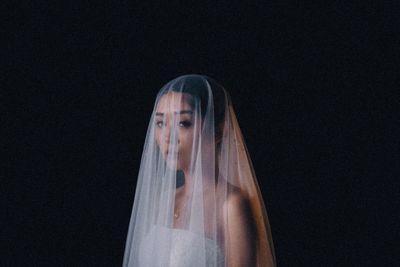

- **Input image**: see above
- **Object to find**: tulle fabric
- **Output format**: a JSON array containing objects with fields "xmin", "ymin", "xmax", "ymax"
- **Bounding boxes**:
[{"xmin": 122, "ymin": 74, "xmax": 276, "ymax": 266}]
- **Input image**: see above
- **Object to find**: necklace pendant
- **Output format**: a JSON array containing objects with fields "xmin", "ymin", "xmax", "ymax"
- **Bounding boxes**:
[{"xmin": 174, "ymin": 212, "xmax": 179, "ymax": 218}]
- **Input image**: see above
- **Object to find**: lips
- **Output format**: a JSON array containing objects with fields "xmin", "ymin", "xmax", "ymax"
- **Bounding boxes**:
[
  {"xmin": 166, "ymin": 150, "xmax": 178, "ymax": 155},
  {"xmin": 166, "ymin": 146, "xmax": 178, "ymax": 152}
]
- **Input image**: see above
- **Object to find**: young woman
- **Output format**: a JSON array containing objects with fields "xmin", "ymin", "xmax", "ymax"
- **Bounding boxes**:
[{"xmin": 122, "ymin": 74, "xmax": 276, "ymax": 266}]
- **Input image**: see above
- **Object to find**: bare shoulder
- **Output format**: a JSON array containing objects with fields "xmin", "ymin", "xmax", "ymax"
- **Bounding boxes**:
[{"xmin": 222, "ymin": 188, "xmax": 251, "ymax": 218}]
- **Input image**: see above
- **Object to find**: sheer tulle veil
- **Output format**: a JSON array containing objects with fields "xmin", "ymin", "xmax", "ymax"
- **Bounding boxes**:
[{"xmin": 122, "ymin": 74, "xmax": 276, "ymax": 266}]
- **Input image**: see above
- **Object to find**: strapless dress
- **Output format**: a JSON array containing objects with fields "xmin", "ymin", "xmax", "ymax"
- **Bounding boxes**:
[{"xmin": 138, "ymin": 225, "xmax": 225, "ymax": 267}]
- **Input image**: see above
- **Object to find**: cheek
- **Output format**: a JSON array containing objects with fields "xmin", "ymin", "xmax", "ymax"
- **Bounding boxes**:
[
  {"xmin": 154, "ymin": 129, "xmax": 161, "ymax": 146},
  {"xmin": 179, "ymin": 130, "xmax": 196, "ymax": 149}
]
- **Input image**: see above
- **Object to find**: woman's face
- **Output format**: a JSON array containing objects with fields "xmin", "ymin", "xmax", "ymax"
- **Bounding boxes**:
[{"xmin": 154, "ymin": 92, "xmax": 200, "ymax": 171}]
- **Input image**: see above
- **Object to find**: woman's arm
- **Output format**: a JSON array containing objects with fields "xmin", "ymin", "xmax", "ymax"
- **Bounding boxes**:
[{"xmin": 222, "ymin": 192, "xmax": 256, "ymax": 266}]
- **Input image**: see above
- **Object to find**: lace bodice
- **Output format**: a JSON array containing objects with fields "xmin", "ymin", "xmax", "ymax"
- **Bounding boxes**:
[{"xmin": 139, "ymin": 225, "xmax": 225, "ymax": 267}]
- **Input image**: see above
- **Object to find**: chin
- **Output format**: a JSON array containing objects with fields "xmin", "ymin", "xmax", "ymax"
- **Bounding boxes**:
[{"xmin": 164, "ymin": 157, "xmax": 181, "ymax": 169}]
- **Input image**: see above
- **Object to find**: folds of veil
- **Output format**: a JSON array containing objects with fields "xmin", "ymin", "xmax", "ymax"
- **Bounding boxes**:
[{"xmin": 123, "ymin": 74, "xmax": 276, "ymax": 267}]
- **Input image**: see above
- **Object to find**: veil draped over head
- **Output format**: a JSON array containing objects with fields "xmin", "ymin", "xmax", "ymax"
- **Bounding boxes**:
[{"xmin": 123, "ymin": 74, "xmax": 276, "ymax": 267}]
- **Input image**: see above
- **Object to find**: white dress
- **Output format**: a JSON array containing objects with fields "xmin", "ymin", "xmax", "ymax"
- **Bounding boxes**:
[{"xmin": 139, "ymin": 225, "xmax": 225, "ymax": 267}]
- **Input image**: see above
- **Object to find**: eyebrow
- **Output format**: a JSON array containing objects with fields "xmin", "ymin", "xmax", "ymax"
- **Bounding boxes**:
[{"xmin": 156, "ymin": 110, "xmax": 193, "ymax": 116}]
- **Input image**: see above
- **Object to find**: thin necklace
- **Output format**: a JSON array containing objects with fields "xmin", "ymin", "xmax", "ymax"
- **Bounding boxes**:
[{"xmin": 174, "ymin": 198, "xmax": 188, "ymax": 219}]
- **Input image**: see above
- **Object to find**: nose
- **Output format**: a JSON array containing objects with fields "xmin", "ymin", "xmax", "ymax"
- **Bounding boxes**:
[
  {"xmin": 164, "ymin": 126, "xmax": 170, "ymax": 143},
  {"xmin": 163, "ymin": 119, "xmax": 179, "ymax": 145},
  {"xmin": 164, "ymin": 128, "xmax": 179, "ymax": 145}
]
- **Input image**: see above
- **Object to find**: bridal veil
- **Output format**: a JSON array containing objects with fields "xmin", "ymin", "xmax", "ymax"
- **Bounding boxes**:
[{"xmin": 122, "ymin": 74, "xmax": 276, "ymax": 266}]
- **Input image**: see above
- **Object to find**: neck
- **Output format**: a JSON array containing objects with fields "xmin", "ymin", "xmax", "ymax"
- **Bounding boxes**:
[
  {"xmin": 179, "ymin": 168, "xmax": 217, "ymax": 196},
  {"xmin": 178, "ymin": 169, "xmax": 192, "ymax": 197}
]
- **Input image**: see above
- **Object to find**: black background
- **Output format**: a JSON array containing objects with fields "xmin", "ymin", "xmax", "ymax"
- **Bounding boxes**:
[{"xmin": 3, "ymin": 1, "xmax": 398, "ymax": 266}]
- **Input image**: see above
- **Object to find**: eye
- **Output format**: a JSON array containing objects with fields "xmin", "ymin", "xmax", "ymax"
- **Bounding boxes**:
[
  {"xmin": 156, "ymin": 121, "xmax": 164, "ymax": 128},
  {"xmin": 179, "ymin": 120, "xmax": 192, "ymax": 128}
]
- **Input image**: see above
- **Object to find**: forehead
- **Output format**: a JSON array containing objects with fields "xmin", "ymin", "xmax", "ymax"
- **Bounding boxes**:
[{"xmin": 156, "ymin": 92, "xmax": 194, "ymax": 111}]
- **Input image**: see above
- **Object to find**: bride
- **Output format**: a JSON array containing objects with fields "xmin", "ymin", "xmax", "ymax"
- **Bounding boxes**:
[{"xmin": 122, "ymin": 74, "xmax": 276, "ymax": 266}]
